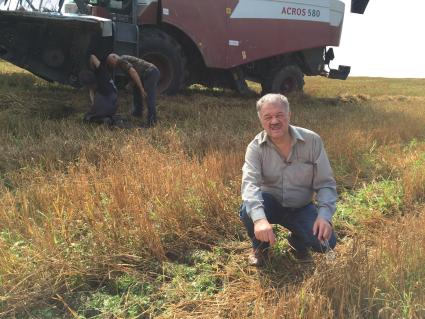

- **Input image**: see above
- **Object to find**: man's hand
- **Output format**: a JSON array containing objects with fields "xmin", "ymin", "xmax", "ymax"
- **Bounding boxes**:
[
  {"xmin": 313, "ymin": 217, "xmax": 332, "ymax": 242},
  {"xmin": 254, "ymin": 219, "xmax": 276, "ymax": 246},
  {"xmin": 128, "ymin": 67, "xmax": 147, "ymax": 98}
]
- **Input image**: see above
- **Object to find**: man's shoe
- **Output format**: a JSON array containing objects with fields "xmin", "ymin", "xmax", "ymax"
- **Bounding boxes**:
[
  {"xmin": 102, "ymin": 117, "xmax": 114, "ymax": 126},
  {"xmin": 139, "ymin": 122, "xmax": 156, "ymax": 129},
  {"xmin": 290, "ymin": 249, "xmax": 313, "ymax": 263},
  {"xmin": 248, "ymin": 248, "xmax": 268, "ymax": 267}
]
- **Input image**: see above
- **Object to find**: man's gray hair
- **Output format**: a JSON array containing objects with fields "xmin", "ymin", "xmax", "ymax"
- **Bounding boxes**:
[{"xmin": 256, "ymin": 93, "xmax": 290, "ymax": 113}]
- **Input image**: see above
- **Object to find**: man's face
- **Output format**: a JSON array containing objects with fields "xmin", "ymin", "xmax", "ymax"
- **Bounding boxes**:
[{"xmin": 259, "ymin": 102, "xmax": 290, "ymax": 140}]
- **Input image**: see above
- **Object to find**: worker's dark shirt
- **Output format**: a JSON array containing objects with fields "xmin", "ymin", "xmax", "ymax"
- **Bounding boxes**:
[
  {"xmin": 117, "ymin": 55, "xmax": 156, "ymax": 78},
  {"xmin": 95, "ymin": 61, "xmax": 117, "ymax": 96}
]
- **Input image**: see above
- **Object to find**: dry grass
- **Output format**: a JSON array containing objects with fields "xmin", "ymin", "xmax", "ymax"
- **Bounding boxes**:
[
  {"xmin": 1, "ymin": 60, "xmax": 425, "ymax": 318},
  {"xmin": 162, "ymin": 209, "xmax": 425, "ymax": 319},
  {"xmin": 159, "ymin": 211, "xmax": 425, "ymax": 319},
  {"xmin": 0, "ymin": 134, "xmax": 241, "ymax": 313}
]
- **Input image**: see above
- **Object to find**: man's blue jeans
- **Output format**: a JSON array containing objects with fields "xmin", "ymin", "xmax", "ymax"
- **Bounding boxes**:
[
  {"xmin": 240, "ymin": 192, "xmax": 336, "ymax": 253},
  {"xmin": 133, "ymin": 67, "xmax": 160, "ymax": 126}
]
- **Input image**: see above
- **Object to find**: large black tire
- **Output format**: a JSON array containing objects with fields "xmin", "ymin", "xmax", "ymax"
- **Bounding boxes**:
[
  {"xmin": 139, "ymin": 29, "xmax": 187, "ymax": 95},
  {"xmin": 261, "ymin": 64, "xmax": 305, "ymax": 95}
]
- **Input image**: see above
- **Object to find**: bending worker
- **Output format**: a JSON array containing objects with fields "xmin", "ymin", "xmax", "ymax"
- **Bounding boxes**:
[{"xmin": 106, "ymin": 53, "xmax": 160, "ymax": 127}]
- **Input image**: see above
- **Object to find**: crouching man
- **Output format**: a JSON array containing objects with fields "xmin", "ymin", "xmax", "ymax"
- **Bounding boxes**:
[
  {"xmin": 79, "ymin": 54, "xmax": 118, "ymax": 124},
  {"xmin": 240, "ymin": 93, "xmax": 337, "ymax": 266}
]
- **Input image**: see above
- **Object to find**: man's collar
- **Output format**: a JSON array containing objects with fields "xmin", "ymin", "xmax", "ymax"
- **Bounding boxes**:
[
  {"xmin": 259, "ymin": 131, "xmax": 268, "ymax": 144},
  {"xmin": 259, "ymin": 125, "xmax": 305, "ymax": 145},
  {"xmin": 289, "ymin": 125, "xmax": 305, "ymax": 143}
]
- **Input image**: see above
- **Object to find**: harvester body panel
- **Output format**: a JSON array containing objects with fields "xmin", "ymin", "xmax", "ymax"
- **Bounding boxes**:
[{"xmin": 159, "ymin": 0, "xmax": 345, "ymax": 69}]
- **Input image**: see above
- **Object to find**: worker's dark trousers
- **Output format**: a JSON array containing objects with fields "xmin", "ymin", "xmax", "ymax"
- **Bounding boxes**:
[
  {"xmin": 133, "ymin": 67, "xmax": 160, "ymax": 126},
  {"xmin": 239, "ymin": 192, "xmax": 337, "ymax": 253},
  {"xmin": 84, "ymin": 91, "xmax": 118, "ymax": 121}
]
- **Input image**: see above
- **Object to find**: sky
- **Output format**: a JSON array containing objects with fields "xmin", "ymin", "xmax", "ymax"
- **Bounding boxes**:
[{"xmin": 332, "ymin": 0, "xmax": 425, "ymax": 78}]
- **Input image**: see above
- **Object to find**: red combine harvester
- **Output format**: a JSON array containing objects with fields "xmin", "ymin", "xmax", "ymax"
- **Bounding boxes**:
[{"xmin": 0, "ymin": 0, "xmax": 369, "ymax": 94}]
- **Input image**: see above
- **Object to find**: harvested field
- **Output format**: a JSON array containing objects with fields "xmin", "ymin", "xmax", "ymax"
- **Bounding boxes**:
[{"xmin": 1, "ymin": 60, "xmax": 425, "ymax": 318}]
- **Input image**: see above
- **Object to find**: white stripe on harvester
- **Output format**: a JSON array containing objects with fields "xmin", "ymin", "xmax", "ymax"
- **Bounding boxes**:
[{"xmin": 230, "ymin": 0, "xmax": 343, "ymax": 26}]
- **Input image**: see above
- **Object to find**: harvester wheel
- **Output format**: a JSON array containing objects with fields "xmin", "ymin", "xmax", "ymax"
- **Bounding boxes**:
[
  {"xmin": 139, "ymin": 29, "xmax": 187, "ymax": 95},
  {"xmin": 262, "ymin": 64, "xmax": 304, "ymax": 95}
]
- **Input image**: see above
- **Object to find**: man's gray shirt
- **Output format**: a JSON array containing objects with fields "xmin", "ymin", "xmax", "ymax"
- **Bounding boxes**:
[{"xmin": 241, "ymin": 125, "xmax": 337, "ymax": 223}]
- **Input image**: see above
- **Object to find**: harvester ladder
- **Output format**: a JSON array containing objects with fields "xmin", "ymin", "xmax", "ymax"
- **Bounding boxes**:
[{"xmin": 112, "ymin": 0, "xmax": 139, "ymax": 57}]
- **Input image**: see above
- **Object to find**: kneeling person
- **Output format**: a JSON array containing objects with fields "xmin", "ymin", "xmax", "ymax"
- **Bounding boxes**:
[
  {"xmin": 240, "ymin": 93, "xmax": 337, "ymax": 266},
  {"xmin": 79, "ymin": 54, "xmax": 118, "ymax": 123}
]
